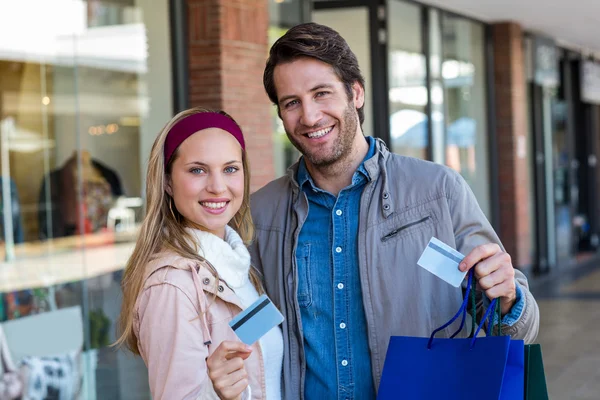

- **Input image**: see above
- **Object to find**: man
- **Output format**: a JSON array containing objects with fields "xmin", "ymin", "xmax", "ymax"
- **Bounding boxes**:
[{"xmin": 249, "ymin": 22, "xmax": 539, "ymax": 400}]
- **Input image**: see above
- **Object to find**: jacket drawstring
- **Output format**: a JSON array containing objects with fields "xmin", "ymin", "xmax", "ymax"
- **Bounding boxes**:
[{"xmin": 189, "ymin": 264, "xmax": 213, "ymax": 346}]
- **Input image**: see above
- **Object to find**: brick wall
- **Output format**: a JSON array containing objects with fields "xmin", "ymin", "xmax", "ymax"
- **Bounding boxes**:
[
  {"xmin": 492, "ymin": 22, "xmax": 532, "ymax": 268},
  {"xmin": 187, "ymin": 0, "xmax": 274, "ymax": 192}
]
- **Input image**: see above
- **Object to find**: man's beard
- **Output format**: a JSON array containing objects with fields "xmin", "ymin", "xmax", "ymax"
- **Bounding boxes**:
[{"xmin": 286, "ymin": 104, "xmax": 358, "ymax": 168}]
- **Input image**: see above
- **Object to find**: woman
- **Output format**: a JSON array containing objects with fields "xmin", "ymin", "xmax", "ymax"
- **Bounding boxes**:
[{"xmin": 116, "ymin": 107, "xmax": 283, "ymax": 400}]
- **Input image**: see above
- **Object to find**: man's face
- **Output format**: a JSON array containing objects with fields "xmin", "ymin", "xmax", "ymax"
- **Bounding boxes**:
[{"xmin": 273, "ymin": 57, "xmax": 364, "ymax": 167}]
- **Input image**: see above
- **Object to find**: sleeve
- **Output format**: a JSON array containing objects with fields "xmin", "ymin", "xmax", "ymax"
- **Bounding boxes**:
[
  {"xmin": 500, "ymin": 283, "xmax": 525, "ymax": 326},
  {"xmin": 248, "ymin": 238, "xmax": 264, "ymax": 276},
  {"xmin": 137, "ymin": 284, "xmax": 220, "ymax": 400},
  {"xmin": 449, "ymin": 171, "xmax": 539, "ymax": 344}
]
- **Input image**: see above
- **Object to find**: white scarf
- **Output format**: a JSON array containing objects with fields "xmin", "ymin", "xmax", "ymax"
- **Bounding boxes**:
[{"xmin": 186, "ymin": 225, "xmax": 251, "ymax": 289}]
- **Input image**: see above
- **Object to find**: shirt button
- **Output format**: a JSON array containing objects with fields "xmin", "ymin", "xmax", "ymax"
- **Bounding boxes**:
[
  {"xmin": 336, "ymin": 209, "xmax": 342, "ymax": 216},
  {"xmin": 202, "ymin": 278, "xmax": 210, "ymax": 285},
  {"xmin": 337, "ymin": 283, "xmax": 344, "ymax": 289},
  {"xmin": 340, "ymin": 322, "xmax": 346, "ymax": 329},
  {"xmin": 335, "ymin": 247, "xmax": 342, "ymax": 253},
  {"xmin": 341, "ymin": 360, "xmax": 348, "ymax": 366}
]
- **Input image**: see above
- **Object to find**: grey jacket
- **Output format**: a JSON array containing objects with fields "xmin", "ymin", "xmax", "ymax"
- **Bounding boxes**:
[{"xmin": 249, "ymin": 139, "xmax": 539, "ymax": 400}]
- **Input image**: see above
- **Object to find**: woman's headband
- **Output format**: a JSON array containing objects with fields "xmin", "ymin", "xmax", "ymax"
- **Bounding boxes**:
[{"xmin": 164, "ymin": 112, "xmax": 245, "ymax": 166}]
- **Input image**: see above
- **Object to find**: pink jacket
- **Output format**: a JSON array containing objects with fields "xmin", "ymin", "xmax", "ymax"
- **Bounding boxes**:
[{"xmin": 133, "ymin": 252, "xmax": 266, "ymax": 399}]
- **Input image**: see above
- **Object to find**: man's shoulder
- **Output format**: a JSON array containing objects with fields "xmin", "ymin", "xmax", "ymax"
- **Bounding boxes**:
[
  {"xmin": 251, "ymin": 174, "xmax": 293, "ymax": 204},
  {"xmin": 250, "ymin": 174, "xmax": 295, "ymax": 224},
  {"xmin": 384, "ymin": 153, "xmax": 461, "ymax": 184}
]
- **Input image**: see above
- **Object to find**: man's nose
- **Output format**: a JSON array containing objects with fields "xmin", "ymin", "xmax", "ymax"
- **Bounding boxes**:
[{"xmin": 300, "ymin": 101, "xmax": 323, "ymax": 127}]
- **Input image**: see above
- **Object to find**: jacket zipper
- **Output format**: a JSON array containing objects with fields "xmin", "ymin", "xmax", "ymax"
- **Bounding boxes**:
[{"xmin": 381, "ymin": 216, "xmax": 431, "ymax": 242}]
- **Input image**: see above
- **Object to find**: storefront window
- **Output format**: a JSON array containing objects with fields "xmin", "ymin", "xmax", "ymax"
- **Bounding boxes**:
[
  {"xmin": 441, "ymin": 14, "xmax": 491, "ymax": 218},
  {"xmin": 313, "ymin": 7, "xmax": 373, "ymax": 138},
  {"xmin": 387, "ymin": 0, "xmax": 428, "ymax": 159},
  {"xmin": 0, "ymin": 0, "xmax": 172, "ymax": 398},
  {"xmin": 269, "ymin": 0, "xmax": 304, "ymax": 177}
]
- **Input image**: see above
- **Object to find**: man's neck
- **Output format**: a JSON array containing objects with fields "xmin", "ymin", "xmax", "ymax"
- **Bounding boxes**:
[{"xmin": 305, "ymin": 136, "xmax": 369, "ymax": 196}]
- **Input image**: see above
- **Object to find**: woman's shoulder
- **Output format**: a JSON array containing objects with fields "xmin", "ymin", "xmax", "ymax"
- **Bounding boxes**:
[
  {"xmin": 135, "ymin": 252, "xmax": 215, "ymax": 318},
  {"xmin": 141, "ymin": 251, "xmax": 205, "ymax": 293}
]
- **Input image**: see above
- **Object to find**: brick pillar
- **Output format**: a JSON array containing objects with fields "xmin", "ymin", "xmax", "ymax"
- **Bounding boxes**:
[
  {"xmin": 492, "ymin": 22, "xmax": 531, "ymax": 268},
  {"xmin": 187, "ymin": 0, "xmax": 274, "ymax": 192}
]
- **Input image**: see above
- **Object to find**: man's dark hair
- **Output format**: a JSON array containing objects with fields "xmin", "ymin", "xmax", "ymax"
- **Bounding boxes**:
[{"xmin": 263, "ymin": 22, "xmax": 366, "ymax": 125}]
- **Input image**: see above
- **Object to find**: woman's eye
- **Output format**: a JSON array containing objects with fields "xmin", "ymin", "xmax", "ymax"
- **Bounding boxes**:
[
  {"xmin": 190, "ymin": 167, "xmax": 205, "ymax": 174},
  {"xmin": 224, "ymin": 166, "xmax": 239, "ymax": 174}
]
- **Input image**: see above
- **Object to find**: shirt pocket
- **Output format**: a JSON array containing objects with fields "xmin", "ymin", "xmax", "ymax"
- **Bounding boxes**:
[
  {"xmin": 296, "ymin": 243, "xmax": 313, "ymax": 308},
  {"xmin": 380, "ymin": 213, "xmax": 434, "ymax": 244}
]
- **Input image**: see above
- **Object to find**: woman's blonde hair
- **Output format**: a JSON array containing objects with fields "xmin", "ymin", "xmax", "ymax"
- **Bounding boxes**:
[{"xmin": 115, "ymin": 107, "xmax": 261, "ymax": 354}]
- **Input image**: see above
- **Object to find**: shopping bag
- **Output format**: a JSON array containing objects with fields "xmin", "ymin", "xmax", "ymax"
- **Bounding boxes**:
[
  {"xmin": 503, "ymin": 337, "xmax": 525, "ymax": 400},
  {"xmin": 377, "ymin": 270, "xmax": 525, "ymax": 400},
  {"xmin": 524, "ymin": 344, "xmax": 549, "ymax": 400}
]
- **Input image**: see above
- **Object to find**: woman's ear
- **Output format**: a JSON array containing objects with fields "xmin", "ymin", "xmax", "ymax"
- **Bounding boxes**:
[{"xmin": 164, "ymin": 175, "xmax": 173, "ymax": 197}]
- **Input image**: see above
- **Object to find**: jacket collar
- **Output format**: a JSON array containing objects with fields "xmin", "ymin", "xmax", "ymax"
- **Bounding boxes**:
[
  {"xmin": 186, "ymin": 226, "xmax": 251, "ymax": 289},
  {"xmin": 285, "ymin": 137, "xmax": 394, "ymax": 218}
]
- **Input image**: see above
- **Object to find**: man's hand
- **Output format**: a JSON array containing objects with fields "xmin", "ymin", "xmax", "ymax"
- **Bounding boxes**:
[{"xmin": 459, "ymin": 243, "xmax": 517, "ymax": 316}]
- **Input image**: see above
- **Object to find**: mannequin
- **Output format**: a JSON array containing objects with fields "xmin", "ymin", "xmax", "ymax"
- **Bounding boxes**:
[
  {"xmin": 78, "ymin": 150, "xmax": 105, "ymax": 184},
  {"xmin": 38, "ymin": 151, "xmax": 124, "ymax": 239},
  {"xmin": 69, "ymin": 150, "xmax": 113, "ymax": 234}
]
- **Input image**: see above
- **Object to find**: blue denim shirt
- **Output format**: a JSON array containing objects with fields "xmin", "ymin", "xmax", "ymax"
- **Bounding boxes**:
[
  {"xmin": 296, "ymin": 137, "xmax": 524, "ymax": 399},
  {"xmin": 296, "ymin": 136, "xmax": 377, "ymax": 400}
]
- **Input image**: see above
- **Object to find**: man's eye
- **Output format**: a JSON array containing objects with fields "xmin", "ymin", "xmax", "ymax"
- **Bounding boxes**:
[{"xmin": 284, "ymin": 99, "xmax": 299, "ymax": 108}]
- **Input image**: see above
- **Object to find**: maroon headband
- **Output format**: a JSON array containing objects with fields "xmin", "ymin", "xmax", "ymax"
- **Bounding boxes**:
[{"xmin": 164, "ymin": 112, "xmax": 245, "ymax": 166}]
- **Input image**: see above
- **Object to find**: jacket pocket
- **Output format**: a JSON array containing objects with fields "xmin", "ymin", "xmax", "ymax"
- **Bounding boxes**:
[
  {"xmin": 297, "ymin": 244, "xmax": 313, "ymax": 308},
  {"xmin": 381, "ymin": 216, "xmax": 431, "ymax": 242}
]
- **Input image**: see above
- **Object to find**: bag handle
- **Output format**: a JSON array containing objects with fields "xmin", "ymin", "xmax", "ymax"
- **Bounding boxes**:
[
  {"xmin": 469, "ymin": 270, "xmax": 502, "ymax": 339},
  {"xmin": 428, "ymin": 269, "xmax": 502, "ymax": 349}
]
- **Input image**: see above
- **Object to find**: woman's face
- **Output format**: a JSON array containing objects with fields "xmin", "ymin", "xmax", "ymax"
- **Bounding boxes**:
[{"xmin": 167, "ymin": 128, "xmax": 244, "ymax": 239}]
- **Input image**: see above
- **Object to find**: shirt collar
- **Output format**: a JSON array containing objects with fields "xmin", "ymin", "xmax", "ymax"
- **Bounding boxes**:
[{"xmin": 297, "ymin": 136, "xmax": 377, "ymax": 191}]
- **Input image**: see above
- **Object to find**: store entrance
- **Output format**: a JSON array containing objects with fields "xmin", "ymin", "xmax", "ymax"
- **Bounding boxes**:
[
  {"xmin": 571, "ymin": 58, "xmax": 600, "ymax": 260},
  {"xmin": 531, "ymin": 82, "xmax": 558, "ymax": 273},
  {"xmin": 531, "ymin": 51, "xmax": 600, "ymax": 273}
]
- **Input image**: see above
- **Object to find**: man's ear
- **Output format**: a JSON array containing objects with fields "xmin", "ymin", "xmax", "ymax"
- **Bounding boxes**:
[{"xmin": 352, "ymin": 81, "xmax": 365, "ymax": 109}]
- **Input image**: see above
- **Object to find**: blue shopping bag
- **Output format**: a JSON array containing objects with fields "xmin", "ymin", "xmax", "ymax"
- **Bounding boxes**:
[{"xmin": 377, "ymin": 270, "xmax": 524, "ymax": 400}]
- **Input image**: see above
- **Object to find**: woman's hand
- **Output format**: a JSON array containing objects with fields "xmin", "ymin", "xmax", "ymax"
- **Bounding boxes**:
[{"xmin": 206, "ymin": 341, "xmax": 253, "ymax": 400}]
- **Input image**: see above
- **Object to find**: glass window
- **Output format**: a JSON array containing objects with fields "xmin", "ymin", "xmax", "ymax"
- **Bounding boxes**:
[
  {"xmin": 269, "ymin": 0, "xmax": 304, "ymax": 178},
  {"xmin": 313, "ymin": 7, "xmax": 373, "ymax": 138},
  {"xmin": 441, "ymin": 14, "xmax": 491, "ymax": 217},
  {"xmin": 0, "ymin": 1, "xmax": 172, "ymax": 397},
  {"xmin": 387, "ymin": 0, "xmax": 428, "ymax": 159}
]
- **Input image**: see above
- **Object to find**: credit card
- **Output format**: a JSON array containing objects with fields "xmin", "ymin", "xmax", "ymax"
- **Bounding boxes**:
[
  {"xmin": 417, "ymin": 237, "xmax": 467, "ymax": 287},
  {"xmin": 229, "ymin": 294, "xmax": 284, "ymax": 345}
]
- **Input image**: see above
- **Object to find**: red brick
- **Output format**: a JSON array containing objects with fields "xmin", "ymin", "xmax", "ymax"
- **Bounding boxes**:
[
  {"xmin": 492, "ymin": 22, "xmax": 532, "ymax": 268},
  {"xmin": 186, "ymin": 0, "xmax": 273, "ymax": 192}
]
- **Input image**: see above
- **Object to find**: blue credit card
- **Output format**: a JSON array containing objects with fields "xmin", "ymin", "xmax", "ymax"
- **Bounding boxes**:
[{"xmin": 229, "ymin": 294, "xmax": 284, "ymax": 345}]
